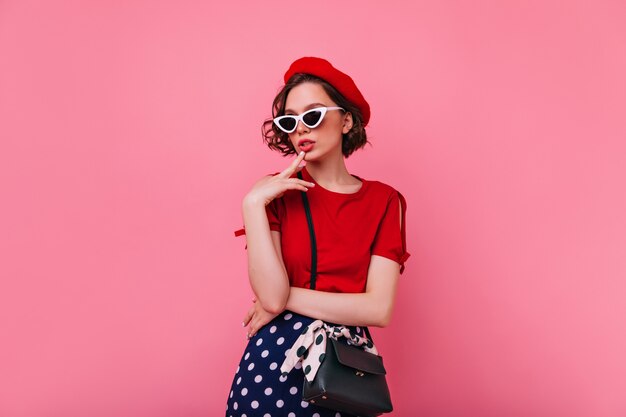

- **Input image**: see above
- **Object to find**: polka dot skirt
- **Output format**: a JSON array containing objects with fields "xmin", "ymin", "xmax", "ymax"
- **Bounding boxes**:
[{"xmin": 225, "ymin": 311, "xmax": 365, "ymax": 417}]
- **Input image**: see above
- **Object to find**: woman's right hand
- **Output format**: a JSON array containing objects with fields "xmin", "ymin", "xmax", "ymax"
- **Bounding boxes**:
[{"xmin": 243, "ymin": 151, "xmax": 315, "ymax": 207}]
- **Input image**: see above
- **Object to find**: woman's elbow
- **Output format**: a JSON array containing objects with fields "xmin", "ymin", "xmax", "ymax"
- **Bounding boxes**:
[
  {"xmin": 374, "ymin": 314, "xmax": 392, "ymax": 328},
  {"xmin": 259, "ymin": 291, "xmax": 288, "ymax": 315},
  {"xmin": 248, "ymin": 270, "xmax": 289, "ymax": 314},
  {"xmin": 261, "ymin": 298, "xmax": 286, "ymax": 315},
  {"xmin": 372, "ymin": 303, "xmax": 394, "ymax": 328}
]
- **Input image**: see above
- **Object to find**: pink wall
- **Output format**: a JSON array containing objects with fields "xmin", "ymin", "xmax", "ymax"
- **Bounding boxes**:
[{"xmin": 1, "ymin": 1, "xmax": 625, "ymax": 416}]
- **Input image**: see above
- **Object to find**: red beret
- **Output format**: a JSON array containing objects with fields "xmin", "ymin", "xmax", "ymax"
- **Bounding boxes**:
[{"xmin": 283, "ymin": 57, "xmax": 371, "ymax": 126}]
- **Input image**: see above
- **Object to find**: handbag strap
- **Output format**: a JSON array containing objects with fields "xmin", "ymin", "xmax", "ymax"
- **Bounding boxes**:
[
  {"xmin": 298, "ymin": 171, "xmax": 318, "ymax": 290},
  {"xmin": 297, "ymin": 171, "xmax": 374, "ymax": 343}
]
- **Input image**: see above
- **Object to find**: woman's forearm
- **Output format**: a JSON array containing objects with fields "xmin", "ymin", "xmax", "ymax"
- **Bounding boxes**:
[
  {"xmin": 242, "ymin": 199, "xmax": 289, "ymax": 314},
  {"xmin": 285, "ymin": 256, "xmax": 400, "ymax": 327},
  {"xmin": 285, "ymin": 287, "xmax": 392, "ymax": 327}
]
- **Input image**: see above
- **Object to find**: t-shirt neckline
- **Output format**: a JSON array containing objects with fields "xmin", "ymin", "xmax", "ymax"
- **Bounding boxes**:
[{"xmin": 302, "ymin": 166, "xmax": 367, "ymax": 197}]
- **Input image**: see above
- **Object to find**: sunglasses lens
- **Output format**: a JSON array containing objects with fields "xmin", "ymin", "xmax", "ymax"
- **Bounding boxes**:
[
  {"xmin": 302, "ymin": 110, "xmax": 323, "ymax": 127},
  {"xmin": 277, "ymin": 117, "xmax": 297, "ymax": 132}
]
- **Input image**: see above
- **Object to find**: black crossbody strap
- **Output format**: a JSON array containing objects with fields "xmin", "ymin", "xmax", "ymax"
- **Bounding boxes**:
[
  {"xmin": 297, "ymin": 171, "xmax": 374, "ymax": 344},
  {"xmin": 364, "ymin": 325, "xmax": 373, "ymax": 342},
  {"xmin": 297, "ymin": 171, "xmax": 317, "ymax": 290}
]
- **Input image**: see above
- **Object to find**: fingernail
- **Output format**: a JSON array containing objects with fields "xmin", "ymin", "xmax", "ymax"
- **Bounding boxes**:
[
  {"xmin": 299, "ymin": 151, "xmax": 304, "ymax": 155},
  {"xmin": 242, "ymin": 322, "xmax": 245, "ymax": 327},
  {"xmin": 309, "ymin": 182, "xmax": 315, "ymax": 186}
]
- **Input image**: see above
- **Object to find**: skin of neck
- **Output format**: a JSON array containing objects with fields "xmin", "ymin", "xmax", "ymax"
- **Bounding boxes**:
[{"xmin": 303, "ymin": 145, "xmax": 361, "ymax": 191}]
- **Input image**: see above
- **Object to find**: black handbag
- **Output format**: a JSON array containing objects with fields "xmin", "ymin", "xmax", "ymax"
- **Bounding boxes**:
[{"xmin": 297, "ymin": 172, "xmax": 393, "ymax": 417}]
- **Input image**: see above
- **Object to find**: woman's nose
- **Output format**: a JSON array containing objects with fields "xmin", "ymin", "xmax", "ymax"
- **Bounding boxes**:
[{"xmin": 296, "ymin": 119, "xmax": 310, "ymax": 134}]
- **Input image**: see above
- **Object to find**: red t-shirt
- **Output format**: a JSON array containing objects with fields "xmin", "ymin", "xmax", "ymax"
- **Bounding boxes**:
[{"xmin": 235, "ymin": 167, "xmax": 410, "ymax": 293}]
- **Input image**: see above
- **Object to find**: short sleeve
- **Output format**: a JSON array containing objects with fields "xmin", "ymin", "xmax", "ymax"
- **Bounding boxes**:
[
  {"xmin": 371, "ymin": 190, "xmax": 410, "ymax": 274},
  {"xmin": 233, "ymin": 198, "xmax": 282, "ymax": 238},
  {"xmin": 266, "ymin": 199, "xmax": 281, "ymax": 232}
]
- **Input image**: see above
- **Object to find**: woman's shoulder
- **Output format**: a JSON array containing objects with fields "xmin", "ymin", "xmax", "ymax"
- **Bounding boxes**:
[{"xmin": 362, "ymin": 177, "xmax": 402, "ymax": 200}]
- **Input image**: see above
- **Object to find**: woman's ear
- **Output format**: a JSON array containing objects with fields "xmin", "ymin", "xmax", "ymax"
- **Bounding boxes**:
[{"xmin": 342, "ymin": 112, "xmax": 353, "ymax": 134}]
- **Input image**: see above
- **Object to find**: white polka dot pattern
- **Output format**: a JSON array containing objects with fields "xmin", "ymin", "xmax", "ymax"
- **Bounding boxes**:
[
  {"xmin": 226, "ymin": 311, "xmax": 367, "ymax": 416},
  {"xmin": 281, "ymin": 319, "xmax": 378, "ymax": 383}
]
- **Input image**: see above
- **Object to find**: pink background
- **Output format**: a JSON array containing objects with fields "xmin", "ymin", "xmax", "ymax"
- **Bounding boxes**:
[{"xmin": 1, "ymin": 1, "xmax": 625, "ymax": 416}]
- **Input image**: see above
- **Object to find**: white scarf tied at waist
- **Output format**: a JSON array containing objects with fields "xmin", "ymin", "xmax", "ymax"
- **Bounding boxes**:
[{"xmin": 280, "ymin": 319, "xmax": 379, "ymax": 382}]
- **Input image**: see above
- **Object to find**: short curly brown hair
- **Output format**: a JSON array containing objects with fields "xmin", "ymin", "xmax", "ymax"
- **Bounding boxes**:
[{"xmin": 262, "ymin": 73, "xmax": 369, "ymax": 158}]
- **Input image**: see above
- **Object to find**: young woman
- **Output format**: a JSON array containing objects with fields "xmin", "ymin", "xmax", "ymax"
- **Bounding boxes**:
[{"xmin": 226, "ymin": 57, "xmax": 410, "ymax": 417}]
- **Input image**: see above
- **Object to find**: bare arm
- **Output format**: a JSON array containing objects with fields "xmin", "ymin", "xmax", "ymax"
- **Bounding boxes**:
[
  {"xmin": 241, "ymin": 202, "xmax": 288, "ymax": 314},
  {"xmin": 283, "ymin": 198, "xmax": 404, "ymax": 327},
  {"xmin": 242, "ymin": 151, "xmax": 314, "ymax": 314},
  {"xmin": 243, "ymin": 183, "xmax": 405, "ymax": 336}
]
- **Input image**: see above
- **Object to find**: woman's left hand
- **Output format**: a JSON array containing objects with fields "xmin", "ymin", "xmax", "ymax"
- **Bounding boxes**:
[{"xmin": 243, "ymin": 298, "xmax": 280, "ymax": 339}]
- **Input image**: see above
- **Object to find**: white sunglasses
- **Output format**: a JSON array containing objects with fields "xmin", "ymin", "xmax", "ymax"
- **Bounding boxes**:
[{"xmin": 273, "ymin": 106, "xmax": 345, "ymax": 133}]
